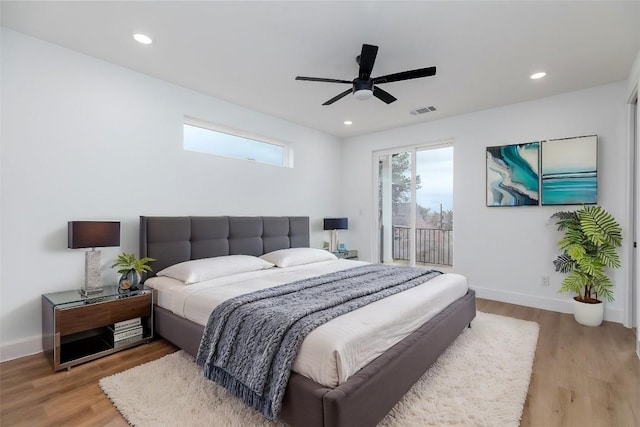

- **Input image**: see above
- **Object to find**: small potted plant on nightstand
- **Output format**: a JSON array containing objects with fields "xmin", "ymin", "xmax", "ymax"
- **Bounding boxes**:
[
  {"xmin": 112, "ymin": 253, "xmax": 156, "ymax": 292},
  {"xmin": 550, "ymin": 205, "xmax": 622, "ymax": 326}
]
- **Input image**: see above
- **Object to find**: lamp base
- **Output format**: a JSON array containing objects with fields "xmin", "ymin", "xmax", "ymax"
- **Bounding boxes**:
[
  {"xmin": 329, "ymin": 230, "xmax": 340, "ymax": 253},
  {"xmin": 84, "ymin": 250, "xmax": 103, "ymax": 296}
]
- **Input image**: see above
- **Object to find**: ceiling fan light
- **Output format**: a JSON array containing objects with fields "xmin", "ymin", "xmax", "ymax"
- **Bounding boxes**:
[{"xmin": 354, "ymin": 89, "xmax": 373, "ymax": 100}]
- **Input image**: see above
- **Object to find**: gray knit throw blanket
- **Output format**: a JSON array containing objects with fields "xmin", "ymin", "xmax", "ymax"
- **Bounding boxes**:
[{"xmin": 196, "ymin": 264, "xmax": 442, "ymax": 420}]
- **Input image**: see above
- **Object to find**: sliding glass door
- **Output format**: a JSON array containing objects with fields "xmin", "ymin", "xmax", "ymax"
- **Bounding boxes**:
[
  {"xmin": 377, "ymin": 150, "xmax": 416, "ymax": 265},
  {"xmin": 375, "ymin": 144, "xmax": 453, "ymax": 267}
]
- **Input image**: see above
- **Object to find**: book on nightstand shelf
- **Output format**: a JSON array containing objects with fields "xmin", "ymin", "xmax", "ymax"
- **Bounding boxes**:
[
  {"xmin": 108, "ymin": 324, "xmax": 143, "ymax": 342},
  {"xmin": 111, "ymin": 334, "xmax": 144, "ymax": 349},
  {"xmin": 112, "ymin": 317, "xmax": 142, "ymax": 332}
]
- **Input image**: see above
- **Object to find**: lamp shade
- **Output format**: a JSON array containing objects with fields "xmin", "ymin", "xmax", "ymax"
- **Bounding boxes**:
[
  {"xmin": 323, "ymin": 218, "xmax": 348, "ymax": 231},
  {"xmin": 68, "ymin": 221, "xmax": 120, "ymax": 249}
]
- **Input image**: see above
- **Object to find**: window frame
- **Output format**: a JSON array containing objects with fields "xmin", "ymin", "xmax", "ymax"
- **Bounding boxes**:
[{"xmin": 183, "ymin": 116, "xmax": 293, "ymax": 168}]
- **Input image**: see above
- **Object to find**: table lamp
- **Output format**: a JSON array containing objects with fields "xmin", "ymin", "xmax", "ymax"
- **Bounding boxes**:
[
  {"xmin": 68, "ymin": 221, "xmax": 121, "ymax": 296},
  {"xmin": 323, "ymin": 218, "xmax": 348, "ymax": 253}
]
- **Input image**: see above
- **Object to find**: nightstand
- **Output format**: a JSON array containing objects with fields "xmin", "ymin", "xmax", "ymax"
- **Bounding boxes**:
[
  {"xmin": 335, "ymin": 250, "xmax": 358, "ymax": 260},
  {"xmin": 42, "ymin": 285, "xmax": 153, "ymax": 371}
]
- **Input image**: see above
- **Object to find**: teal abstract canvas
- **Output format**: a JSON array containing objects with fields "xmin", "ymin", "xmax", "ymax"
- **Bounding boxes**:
[
  {"xmin": 541, "ymin": 135, "xmax": 597, "ymax": 205},
  {"xmin": 486, "ymin": 142, "xmax": 539, "ymax": 206}
]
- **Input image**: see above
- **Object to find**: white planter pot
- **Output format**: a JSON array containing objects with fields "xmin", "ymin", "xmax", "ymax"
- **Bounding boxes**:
[{"xmin": 572, "ymin": 298, "xmax": 604, "ymax": 327}]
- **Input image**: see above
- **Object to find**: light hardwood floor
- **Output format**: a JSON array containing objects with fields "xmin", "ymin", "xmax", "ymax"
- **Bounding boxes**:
[{"xmin": 1, "ymin": 299, "xmax": 638, "ymax": 426}]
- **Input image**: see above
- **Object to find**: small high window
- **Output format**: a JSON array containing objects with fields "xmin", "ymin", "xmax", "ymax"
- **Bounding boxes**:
[{"xmin": 183, "ymin": 118, "xmax": 291, "ymax": 167}]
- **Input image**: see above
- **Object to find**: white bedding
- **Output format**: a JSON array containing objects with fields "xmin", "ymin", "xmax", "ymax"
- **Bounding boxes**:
[{"xmin": 145, "ymin": 260, "xmax": 468, "ymax": 387}]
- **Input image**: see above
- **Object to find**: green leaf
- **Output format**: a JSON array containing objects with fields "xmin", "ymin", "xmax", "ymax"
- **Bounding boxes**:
[
  {"xmin": 578, "ymin": 205, "xmax": 622, "ymax": 248},
  {"xmin": 558, "ymin": 270, "xmax": 586, "ymax": 295},
  {"xmin": 566, "ymin": 244, "xmax": 586, "ymax": 261},
  {"xmin": 553, "ymin": 253, "xmax": 575, "ymax": 274},
  {"xmin": 111, "ymin": 252, "xmax": 157, "ymax": 274},
  {"xmin": 596, "ymin": 245, "xmax": 621, "ymax": 269}
]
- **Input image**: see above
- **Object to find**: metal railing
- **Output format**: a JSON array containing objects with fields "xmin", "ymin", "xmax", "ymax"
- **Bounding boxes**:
[{"xmin": 392, "ymin": 225, "xmax": 453, "ymax": 266}]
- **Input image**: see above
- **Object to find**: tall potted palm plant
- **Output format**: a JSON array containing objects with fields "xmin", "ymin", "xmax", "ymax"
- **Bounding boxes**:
[{"xmin": 550, "ymin": 205, "xmax": 622, "ymax": 326}]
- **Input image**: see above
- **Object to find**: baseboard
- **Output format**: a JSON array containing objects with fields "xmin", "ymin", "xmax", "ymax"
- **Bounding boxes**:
[
  {"xmin": 636, "ymin": 338, "xmax": 640, "ymax": 360},
  {"xmin": 472, "ymin": 285, "xmax": 624, "ymax": 324},
  {"xmin": 0, "ymin": 335, "xmax": 42, "ymax": 363}
]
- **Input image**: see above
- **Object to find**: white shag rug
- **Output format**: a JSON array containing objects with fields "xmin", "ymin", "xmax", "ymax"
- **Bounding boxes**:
[{"xmin": 100, "ymin": 312, "xmax": 539, "ymax": 427}]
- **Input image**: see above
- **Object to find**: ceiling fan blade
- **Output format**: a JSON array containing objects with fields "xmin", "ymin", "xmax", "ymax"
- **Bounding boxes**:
[
  {"xmin": 358, "ymin": 44, "xmax": 378, "ymax": 80},
  {"xmin": 323, "ymin": 88, "xmax": 353, "ymax": 105},
  {"xmin": 296, "ymin": 76, "xmax": 353, "ymax": 84},
  {"xmin": 373, "ymin": 66, "xmax": 437, "ymax": 84},
  {"xmin": 373, "ymin": 86, "xmax": 397, "ymax": 104}
]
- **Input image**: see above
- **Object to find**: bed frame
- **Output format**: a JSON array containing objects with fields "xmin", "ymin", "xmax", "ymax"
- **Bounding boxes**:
[{"xmin": 140, "ymin": 215, "xmax": 476, "ymax": 427}]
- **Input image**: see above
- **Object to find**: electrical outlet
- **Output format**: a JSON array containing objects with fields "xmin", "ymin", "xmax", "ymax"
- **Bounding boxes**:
[{"xmin": 541, "ymin": 276, "xmax": 550, "ymax": 287}]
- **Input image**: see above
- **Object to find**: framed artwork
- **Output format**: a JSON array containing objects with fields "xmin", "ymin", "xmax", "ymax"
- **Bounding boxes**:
[
  {"xmin": 541, "ymin": 135, "xmax": 597, "ymax": 205},
  {"xmin": 486, "ymin": 142, "xmax": 539, "ymax": 206}
]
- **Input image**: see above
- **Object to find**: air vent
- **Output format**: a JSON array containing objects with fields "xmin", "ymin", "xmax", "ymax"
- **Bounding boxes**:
[{"xmin": 410, "ymin": 106, "xmax": 437, "ymax": 115}]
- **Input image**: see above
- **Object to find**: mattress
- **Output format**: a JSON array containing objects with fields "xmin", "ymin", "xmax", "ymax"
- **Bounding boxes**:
[{"xmin": 145, "ymin": 259, "xmax": 468, "ymax": 387}]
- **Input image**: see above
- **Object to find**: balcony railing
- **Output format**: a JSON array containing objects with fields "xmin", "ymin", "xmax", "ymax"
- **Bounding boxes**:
[{"xmin": 392, "ymin": 225, "xmax": 453, "ymax": 266}]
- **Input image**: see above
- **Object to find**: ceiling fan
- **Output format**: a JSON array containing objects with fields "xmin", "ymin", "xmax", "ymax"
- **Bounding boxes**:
[{"xmin": 295, "ymin": 44, "xmax": 436, "ymax": 105}]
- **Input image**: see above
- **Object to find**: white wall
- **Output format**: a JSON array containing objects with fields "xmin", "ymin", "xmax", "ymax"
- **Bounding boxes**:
[
  {"xmin": 0, "ymin": 29, "xmax": 343, "ymax": 361},
  {"xmin": 342, "ymin": 81, "xmax": 630, "ymax": 322}
]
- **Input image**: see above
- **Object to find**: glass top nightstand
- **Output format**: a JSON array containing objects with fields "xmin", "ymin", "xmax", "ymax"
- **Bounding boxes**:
[
  {"xmin": 42, "ymin": 285, "xmax": 153, "ymax": 371},
  {"xmin": 42, "ymin": 285, "xmax": 150, "ymax": 309},
  {"xmin": 333, "ymin": 250, "xmax": 358, "ymax": 260}
]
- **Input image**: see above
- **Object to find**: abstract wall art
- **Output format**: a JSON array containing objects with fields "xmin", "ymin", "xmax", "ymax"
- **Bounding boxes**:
[
  {"xmin": 486, "ymin": 142, "xmax": 539, "ymax": 206},
  {"xmin": 541, "ymin": 135, "xmax": 597, "ymax": 205}
]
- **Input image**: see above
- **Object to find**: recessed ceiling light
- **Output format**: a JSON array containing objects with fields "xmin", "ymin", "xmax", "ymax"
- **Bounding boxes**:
[
  {"xmin": 530, "ymin": 72, "xmax": 546, "ymax": 80},
  {"xmin": 133, "ymin": 33, "xmax": 153, "ymax": 45},
  {"xmin": 344, "ymin": 120, "xmax": 353, "ymax": 125}
]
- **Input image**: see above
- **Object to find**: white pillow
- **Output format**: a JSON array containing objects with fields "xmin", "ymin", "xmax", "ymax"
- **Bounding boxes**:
[
  {"xmin": 156, "ymin": 255, "xmax": 274, "ymax": 284},
  {"xmin": 143, "ymin": 276, "xmax": 186, "ymax": 289},
  {"xmin": 260, "ymin": 247, "xmax": 337, "ymax": 268}
]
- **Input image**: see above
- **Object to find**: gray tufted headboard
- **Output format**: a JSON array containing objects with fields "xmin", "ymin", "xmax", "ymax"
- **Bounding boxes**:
[{"xmin": 139, "ymin": 216, "xmax": 310, "ymax": 277}]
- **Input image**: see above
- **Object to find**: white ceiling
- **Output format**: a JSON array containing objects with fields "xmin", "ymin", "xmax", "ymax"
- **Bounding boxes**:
[{"xmin": 2, "ymin": 1, "xmax": 639, "ymax": 138}]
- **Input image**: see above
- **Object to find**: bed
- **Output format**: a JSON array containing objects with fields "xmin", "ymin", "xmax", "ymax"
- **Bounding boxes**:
[{"xmin": 140, "ymin": 215, "xmax": 476, "ymax": 427}]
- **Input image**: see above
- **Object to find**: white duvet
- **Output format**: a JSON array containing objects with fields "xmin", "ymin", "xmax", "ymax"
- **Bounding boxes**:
[{"xmin": 145, "ymin": 259, "xmax": 468, "ymax": 387}]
